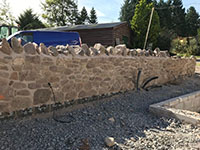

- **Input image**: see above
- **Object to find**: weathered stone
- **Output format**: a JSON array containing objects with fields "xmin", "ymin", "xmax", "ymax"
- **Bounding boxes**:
[
  {"xmin": 73, "ymin": 45, "xmax": 83, "ymax": 56},
  {"xmin": 13, "ymin": 82, "xmax": 26, "ymax": 89},
  {"xmin": 90, "ymin": 47, "xmax": 99, "ymax": 56},
  {"xmin": 94, "ymin": 43, "xmax": 106, "ymax": 55},
  {"xmin": 48, "ymin": 76, "xmax": 60, "ymax": 83},
  {"xmin": 24, "ymin": 43, "xmax": 36, "ymax": 55},
  {"xmin": 86, "ymin": 62, "xmax": 96, "ymax": 69},
  {"xmin": 136, "ymin": 49, "xmax": 145, "ymax": 56},
  {"xmin": 10, "ymin": 72, "xmax": 18, "ymax": 80},
  {"xmin": 54, "ymin": 92, "xmax": 64, "ymax": 102},
  {"xmin": 25, "ymin": 71, "xmax": 40, "ymax": 81},
  {"xmin": 0, "ymin": 38, "xmax": 12, "ymax": 55},
  {"xmin": 128, "ymin": 49, "xmax": 137, "ymax": 56},
  {"xmin": 0, "ymin": 71, "xmax": 9, "ymax": 78},
  {"xmin": 67, "ymin": 45, "xmax": 77, "ymax": 56},
  {"xmin": 64, "ymin": 68, "xmax": 72, "ymax": 75},
  {"xmin": 78, "ymin": 91, "xmax": 88, "ymax": 98},
  {"xmin": 154, "ymin": 47, "xmax": 160, "ymax": 57},
  {"xmin": 39, "ymin": 43, "xmax": 50, "ymax": 55},
  {"xmin": 34, "ymin": 89, "xmax": 51, "ymax": 105},
  {"xmin": 11, "ymin": 37, "xmax": 24, "ymax": 54},
  {"xmin": 65, "ymin": 91, "xmax": 77, "ymax": 100},
  {"xmin": 28, "ymin": 82, "xmax": 41, "ymax": 89},
  {"xmin": 12, "ymin": 57, "xmax": 25, "ymax": 66},
  {"xmin": 105, "ymin": 137, "xmax": 115, "ymax": 147},
  {"xmin": 106, "ymin": 46, "xmax": 113, "ymax": 55},
  {"xmin": 82, "ymin": 44, "xmax": 92, "ymax": 56},
  {"xmin": 159, "ymin": 51, "xmax": 170, "ymax": 57},
  {"xmin": 48, "ymin": 46, "xmax": 59, "ymax": 56},
  {"xmin": 17, "ymin": 90, "xmax": 30, "ymax": 96},
  {"xmin": 11, "ymin": 97, "xmax": 32, "ymax": 111},
  {"xmin": 33, "ymin": 42, "xmax": 40, "ymax": 54},
  {"xmin": 0, "ymin": 65, "xmax": 8, "ymax": 71},
  {"xmin": 115, "ymin": 44, "xmax": 127, "ymax": 56},
  {"xmin": 62, "ymin": 50, "xmax": 69, "ymax": 56},
  {"xmin": 18, "ymin": 71, "xmax": 28, "ymax": 81},
  {"xmin": 80, "ymin": 49, "xmax": 87, "ymax": 56},
  {"xmin": 25, "ymin": 55, "xmax": 40, "ymax": 64}
]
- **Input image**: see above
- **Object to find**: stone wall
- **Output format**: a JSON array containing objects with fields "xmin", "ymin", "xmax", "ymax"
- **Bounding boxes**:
[{"xmin": 0, "ymin": 38, "xmax": 196, "ymax": 115}]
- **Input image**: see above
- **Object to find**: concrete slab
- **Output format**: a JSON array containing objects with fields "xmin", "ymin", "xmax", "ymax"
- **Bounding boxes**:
[{"xmin": 150, "ymin": 90, "xmax": 200, "ymax": 125}]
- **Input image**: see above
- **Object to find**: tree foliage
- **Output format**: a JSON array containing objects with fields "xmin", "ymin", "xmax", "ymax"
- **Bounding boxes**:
[
  {"xmin": 131, "ymin": 0, "xmax": 160, "ymax": 48},
  {"xmin": 185, "ymin": 7, "xmax": 200, "ymax": 36},
  {"xmin": 78, "ymin": 7, "xmax": 89, "ymax": 25},
  {"xmin": 119, "ymin": 0, "xmax": 138, "ymax": 23},
  {"xmin": 42, "ymin": 0, "xmax": 79, "ymax": 26},
  {"xmin": 0, "ymin": 0, "xmax": 15, "ymax": 25},
  {"xmin": 119, "ymin": 0, "xmax": 153, "ymax": 23},
  {"xmin": 89, "ymin": 7, "xmax": 98, "ymax": 24},
  {"xmin": 16, "ymin": 9, "xmax": 45, "ymax": 30},
  {"xmin": 171, "ymin": 0, "xmax": 186, "ymax": 36}
]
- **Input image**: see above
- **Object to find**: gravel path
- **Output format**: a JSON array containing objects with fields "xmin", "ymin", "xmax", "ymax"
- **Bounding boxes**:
[{"xmin": 0, "ymin": 75, "xmax": 200, "ymax": 150}]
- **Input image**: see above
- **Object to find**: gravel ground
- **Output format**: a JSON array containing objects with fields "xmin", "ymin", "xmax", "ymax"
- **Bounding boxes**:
[{"xmin": 1, "ymin": 75, "xmax": 200, "ymax": 150}]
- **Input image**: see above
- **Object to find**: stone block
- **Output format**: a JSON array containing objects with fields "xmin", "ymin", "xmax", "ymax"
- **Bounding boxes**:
[
  {"xmin": 13, "ymin": 82, "xmax": 26, "ymax": 89},
  {"xmin": 0, "ymin": 71, "xmax": 9, "ymax": 78},
  {"xmin": 24, "ymin": 43, "xmax": 36, "ymax": 55},
  {"xmin": 17, "ymin": 90, "xmax": 30, "ymax": 96},
  {"xmin": 11, "ymin": 97, "xmax": 32, "ymax": 111},
  {"xmin": 25, "ymin": 55, "xmax": 40, "ymax": 64},
  {"xmin": 0, "ymin": 38, "xmax": 12, "ymax": 55},
  {"xmin": 11, "ymin": 37, "xmax": 24, "ymax": 54},
  {"xmin": 33, "ymin": 89, "xmax": 51, "ymax": 105}
]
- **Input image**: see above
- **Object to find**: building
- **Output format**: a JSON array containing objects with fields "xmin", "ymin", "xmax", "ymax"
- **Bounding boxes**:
[{"xmin": 45, "ymin": 22, "xmax": 130, "ymax": 47}]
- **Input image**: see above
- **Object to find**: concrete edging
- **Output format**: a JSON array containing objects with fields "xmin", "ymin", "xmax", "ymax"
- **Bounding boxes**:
[{"xmin": 149, "ymin": 90, "xmax": 200, "ymax": 125}]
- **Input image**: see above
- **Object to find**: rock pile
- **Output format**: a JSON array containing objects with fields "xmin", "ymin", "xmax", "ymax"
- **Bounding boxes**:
[{"xmin": 0, "ymin": 37, "xmax": 171, "ymax": 58}]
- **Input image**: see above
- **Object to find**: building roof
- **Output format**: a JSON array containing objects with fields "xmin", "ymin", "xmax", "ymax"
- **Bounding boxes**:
[{"xmin": 41, "ymin": 22, "xmax": 127, "ymax": 31}]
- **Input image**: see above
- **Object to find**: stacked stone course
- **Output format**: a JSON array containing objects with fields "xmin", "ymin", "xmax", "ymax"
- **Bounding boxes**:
[{"xmin": 0, "ymin": 37, "xmax": 196, "ymax": 116}]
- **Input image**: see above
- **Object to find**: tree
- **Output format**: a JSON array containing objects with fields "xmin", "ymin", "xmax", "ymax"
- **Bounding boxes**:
[
  {"xmin": 119, "ymin": 0, "xmax": 152, "ymax": 23},
  {"xmin": 16, "ymin": 9, "xmax": 45, "ymax": 30},
  {"xmin": 131, "ymin": 0, "xmax": 160, "ymax": 48},
  {"xmin": 185, "ymin": 6, "xmax": 200, "ymax": 36},
  {"xmin": 155, "ymin": 0, "xmax": 173, "ymax": 29},
  {"xmin": 78, "ymin": 7, "xmax": 89, "ymax": 24},
  {"xmin": 89, "ymin": 7, "xmax": 98, "ymax": 24},
  {"xmin": 0, "ymin": 0, "xmax": 15, "ymax": 25},
  {"xmin": 171, "ymin": 0, "xmax": 186, "ymax": 36},
  {"xmin": 42, "ymin": 0, "xmax": 79, "ymax": 26},
  {"xmin": 119, "ymin": 0, "xmax": 138, "ymax": 23}
]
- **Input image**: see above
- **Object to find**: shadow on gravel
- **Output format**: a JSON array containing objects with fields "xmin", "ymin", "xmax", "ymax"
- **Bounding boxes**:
[{"xmin": 0, "ymin": 75, "xmax": 200, "ymax": 149}]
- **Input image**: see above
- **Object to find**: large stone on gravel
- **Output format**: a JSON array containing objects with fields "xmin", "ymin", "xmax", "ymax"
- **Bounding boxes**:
[
  {"xmin": 0, "ymin": 38, "xmax": 12, "ymax": 55},
  {"xmin": 24, "ymin": 43, "xmax": 36, "ymax": 55},
  {"xmin": 11, "ymin": 37, "xmax": 24, "ymax": 54},
  {"xmin": 94, "ymin": 43, "xmax": 106, "ymax": 55},
  {"xmin": 39, "ymin": 43, "xmax": 50, "ymax": 55},
  {"xmin": 48, "ymin": 46, "xmax": 59, "ymax": 56},
  {"xmin": 105, "ymin": 137, "xmax": 115, "ymax": 147},
  {"xmin": 34, "ymin": 89, "xmax": 51, "ymax": 105}
]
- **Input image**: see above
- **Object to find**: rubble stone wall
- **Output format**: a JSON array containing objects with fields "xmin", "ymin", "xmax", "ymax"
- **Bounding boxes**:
[{"xmin": 0, "ymin": 38, "xmax": 196, "ymax": 114}]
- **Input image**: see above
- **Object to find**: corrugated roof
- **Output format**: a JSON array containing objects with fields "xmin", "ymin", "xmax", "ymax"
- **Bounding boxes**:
[{"xmin": 40, "ymin": 22, "xmax": 127, "ymax": 31}]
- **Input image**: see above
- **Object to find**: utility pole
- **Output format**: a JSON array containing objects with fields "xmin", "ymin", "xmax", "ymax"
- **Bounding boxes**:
[{"xmin": 143, "ymin": 7, "xmax": 154, "ymax": 50}]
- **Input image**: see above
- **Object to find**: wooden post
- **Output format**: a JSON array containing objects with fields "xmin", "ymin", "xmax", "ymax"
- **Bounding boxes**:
[{"xmin": 143, "ymin": 7, "xmax": 154, "ymax": 50}]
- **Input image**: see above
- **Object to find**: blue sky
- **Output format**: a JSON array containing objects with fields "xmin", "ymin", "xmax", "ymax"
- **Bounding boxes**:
[
  {"xmin": 79, "ymin": 0, "xmax": 200, "ymax": 23},
  {"xmin": 4, "ymin": 0, "xmax": 200, "ymax": 24}
]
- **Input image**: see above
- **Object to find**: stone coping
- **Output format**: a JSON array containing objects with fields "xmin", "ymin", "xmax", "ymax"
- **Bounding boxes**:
[{"xmin": 150, "ymin": 90, "xmax": 200, "ymax": 125}]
